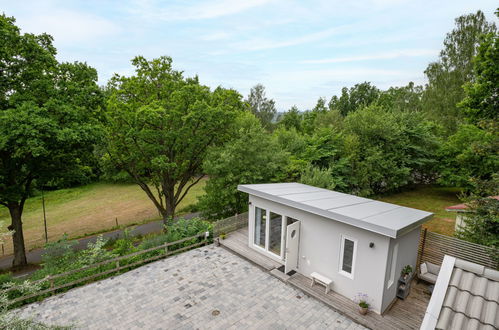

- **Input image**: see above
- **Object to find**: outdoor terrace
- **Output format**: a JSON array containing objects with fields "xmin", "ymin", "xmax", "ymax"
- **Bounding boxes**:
[{"xmin": 218, "ymin": 227, "xmax": 431, "ymax": 330}]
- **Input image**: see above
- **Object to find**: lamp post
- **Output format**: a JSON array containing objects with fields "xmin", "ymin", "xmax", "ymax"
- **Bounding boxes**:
[{"xmin": 42, "ymin": 189, "xmax": 48, "ymax": 243}]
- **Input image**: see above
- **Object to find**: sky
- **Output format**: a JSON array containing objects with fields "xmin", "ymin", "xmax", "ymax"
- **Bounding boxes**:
[{"xmin": 1, "ymin": 0, "xmax": 497, "ymax": 111}]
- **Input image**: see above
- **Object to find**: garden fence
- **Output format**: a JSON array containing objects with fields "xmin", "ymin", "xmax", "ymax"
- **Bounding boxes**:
[
  {"xmin": 2, "ymin": 232, "xmax": 210, "ymax": 305},
  {"xmin": 213, "ymin": 212, "xmax": 248, "ymax": 237},
  {"xmin": 417, "ymin": 228, "xmax": 498, "ymax": 269}
]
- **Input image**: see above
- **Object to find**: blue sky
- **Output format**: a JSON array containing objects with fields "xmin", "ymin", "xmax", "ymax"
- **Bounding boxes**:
[{"xmin": 1, "ymin": 0, "xmax": 497, "ymax": 110}]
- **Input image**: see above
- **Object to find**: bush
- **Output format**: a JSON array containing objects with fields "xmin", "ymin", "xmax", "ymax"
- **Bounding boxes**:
[
  {"xmin": 112, "ymin": 229, "xmax": 137, "ymax": 256},
  {"xmin": 138, "ymin": 218, "xmax": 212, "ymax": 250}
]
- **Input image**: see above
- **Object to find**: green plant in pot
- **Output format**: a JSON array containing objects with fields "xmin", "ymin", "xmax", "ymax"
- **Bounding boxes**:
[
  {"xmin": 354, "ymin": 293, "xmax": 370, "ymax": 315},
  {"xmin": 401, "ymin": 265, "xmax": 413, "ymax": 280}
]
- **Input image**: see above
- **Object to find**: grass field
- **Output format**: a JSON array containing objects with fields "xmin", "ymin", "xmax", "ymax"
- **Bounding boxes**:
[
  {"xmin": 376, "ymin": 185, "xmax": 462, "ymax": 236},
  {"xmin": 0, "ymin": 181, "xmax": 460, "ymax": 256},
  {"xmin": 0, "ymin": 179, "xmax": 206, "ymax": 255}
]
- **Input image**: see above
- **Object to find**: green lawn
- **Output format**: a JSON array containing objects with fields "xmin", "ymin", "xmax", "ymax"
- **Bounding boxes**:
[
  {"xmin": 376, "ymin": 185, "xmax": 462, "ymax": 236},
  {"xmin": 0, "ymin": 179, "xmax": 206, "ymax": 255}
]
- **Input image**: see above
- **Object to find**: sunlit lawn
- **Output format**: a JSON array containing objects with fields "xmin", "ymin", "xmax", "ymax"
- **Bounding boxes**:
[
  {"xmin": 0, "ymin": 179, "xmax": 206, "ymax": 255},
  {"xmin": 376, "ymin": 185, "xmax": 462, "ymax": 236},
  {"xmin": 0, "ymin": 181, "xmax": 460, "ymax": 256}
]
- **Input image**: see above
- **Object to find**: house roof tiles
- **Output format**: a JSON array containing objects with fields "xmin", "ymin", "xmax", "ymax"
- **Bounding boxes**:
[{"xmin": 423, "ymin": 256, "xmax": 499, "ymax": 330}]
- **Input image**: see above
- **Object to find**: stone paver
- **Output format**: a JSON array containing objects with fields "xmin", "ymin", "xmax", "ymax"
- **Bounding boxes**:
[{"xmin": 17, "ymin": 245, "xmax": 366, "ymax": 329}]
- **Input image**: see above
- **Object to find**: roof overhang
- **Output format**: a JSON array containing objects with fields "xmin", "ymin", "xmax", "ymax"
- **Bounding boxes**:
[{"xmin": 238, "ymin": 183, "xmax": 433, "ymax": 239}]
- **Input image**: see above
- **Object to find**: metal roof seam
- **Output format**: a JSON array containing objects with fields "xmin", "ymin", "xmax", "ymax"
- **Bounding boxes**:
[
  {"xmin": 279, "ymin": 194, "xmax": 347, "ymax": 203},
  {"xmin": 360, "ymin": 206, "xmax": 403, "ymax": 220},
  {"xmin": 326, "ymin": 200, "xmax": 375, "ymax": 211}
]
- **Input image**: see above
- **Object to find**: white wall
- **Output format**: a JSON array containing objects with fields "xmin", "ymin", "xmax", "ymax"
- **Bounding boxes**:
[
  {"xmin": 454, "ymin": 213, "xmax": 465, "ymax": 232},
  {"xmin": 249, "ymin": 195, "xmax": 391, "ymax": 314},
  {"xmin": 381, "ymin": 226, "xmax": 421, "ymax": 312}
]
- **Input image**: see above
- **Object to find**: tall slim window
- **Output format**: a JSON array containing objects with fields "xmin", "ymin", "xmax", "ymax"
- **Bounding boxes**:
[
  {"xmin": 387, "ymin": 243, "xmax": 398, "ymax": 288},
  {"xmin": 339, "ymin": 236, "xmax": 357, "ymax": 278},
  {"xmin": 254, "ymin": 207, "xmax": 266, "ymax": 248},
  {"xmin": 269, "ymin": 212, "xmax": 282, "ymax": 255}
]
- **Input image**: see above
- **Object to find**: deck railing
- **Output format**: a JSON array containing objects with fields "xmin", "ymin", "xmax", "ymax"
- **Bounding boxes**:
[
  {"xmin": 417, "ymin": 228, "xmax": 498, "ymax": 269},
  {"xmin": 213, "ymin": 212, "xmax": 248, "ymax": 237},
  {"xmin": 2, "ymin": 232, "xmax": 210, "ymax": 306}
]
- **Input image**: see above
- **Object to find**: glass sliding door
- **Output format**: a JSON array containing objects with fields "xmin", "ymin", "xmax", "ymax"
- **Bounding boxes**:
[
  {"xmin": 269, "ymin": 212, "xmax": 282, "ymax": 256},
  {"xmin": 254, "ymin": 207, "xmax": 266, "ymax": 248}
]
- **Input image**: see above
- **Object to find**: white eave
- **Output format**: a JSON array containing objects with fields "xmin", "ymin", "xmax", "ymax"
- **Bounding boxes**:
[{"xmin": 238, "ymin": 183, "xmax": 433, "ymax": 238}]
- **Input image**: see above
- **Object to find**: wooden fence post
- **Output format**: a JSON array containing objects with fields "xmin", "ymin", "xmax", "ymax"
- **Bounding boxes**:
[
  {"xmin": 417, "ymin": 228, "xmax": 427, "ymax": 268},
  {"xmin": 48, "ymin": 275, "xmax": 54, "ymax": 289}
]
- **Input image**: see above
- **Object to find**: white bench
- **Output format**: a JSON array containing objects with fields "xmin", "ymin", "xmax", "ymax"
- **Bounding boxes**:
[{"xmin": 310, "ymin": 272, "xmax": 333, "ymax": 294}]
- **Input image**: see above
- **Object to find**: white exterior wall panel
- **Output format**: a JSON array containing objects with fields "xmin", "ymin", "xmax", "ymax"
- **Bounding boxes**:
[{"xmin": 249, "ymin": 195, "xmax": 390, "ymax": 314}]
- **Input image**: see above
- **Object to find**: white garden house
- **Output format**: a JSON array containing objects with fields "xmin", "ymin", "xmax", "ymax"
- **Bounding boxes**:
[{"xmin": 238, "ymin": 182, "xmax": 433, "ymax": 314}]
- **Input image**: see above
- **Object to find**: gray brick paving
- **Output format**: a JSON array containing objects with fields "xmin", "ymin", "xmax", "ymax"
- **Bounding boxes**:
[{"xmin": 16, "ymin": 245, "xmax": 366, "ymax": 329}]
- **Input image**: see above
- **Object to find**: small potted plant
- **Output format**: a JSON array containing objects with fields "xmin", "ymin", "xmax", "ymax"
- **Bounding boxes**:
[
  {"xmin": 354, "ymin": 293, "xmax": 370, "ymax": 315},
  {"xmin": 401, "ymin": 265, "xmax": 413, "ymax": 280}
]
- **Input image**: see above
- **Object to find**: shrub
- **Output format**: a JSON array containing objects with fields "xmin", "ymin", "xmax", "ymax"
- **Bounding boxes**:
[{"xmin": 138, "ymin": 217, "xmax": 212, "ymax": 251}]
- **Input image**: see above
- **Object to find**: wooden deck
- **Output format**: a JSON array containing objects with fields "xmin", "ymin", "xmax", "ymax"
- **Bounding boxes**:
[
  {"xmin": 218, "ymin": 228, "xmax": 281, "ymax": 271},
  {"xmin": 218, "ymin": 228, "xmax": 430, "ymax": 330}
]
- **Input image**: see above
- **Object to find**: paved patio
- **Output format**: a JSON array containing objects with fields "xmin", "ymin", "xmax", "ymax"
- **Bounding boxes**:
[{"xmin": 17, "ymin": 246, "xmax": 365, "ymax": 329}]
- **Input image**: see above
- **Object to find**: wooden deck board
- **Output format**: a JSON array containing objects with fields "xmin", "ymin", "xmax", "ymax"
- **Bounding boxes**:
[
  {"xmin": 218, "ymin": 228, "xmax": 281, "ymax": 271},
  {"xmin": 218, "ymin": 228, "xmax": 430, "ymax": 330}
]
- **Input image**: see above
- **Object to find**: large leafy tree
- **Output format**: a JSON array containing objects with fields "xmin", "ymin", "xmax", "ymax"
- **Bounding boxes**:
[
  {"xmin": 0, "ymin": 15, "xmax": 102, "ymax": 266},
  {"xmin": 245, "ymin": 84, "xmax": 277, "ymax": 129},
  {"xmin": 104, "ymin": 56, "xmax": 242, "ymax": 222},
  {"xmin": 376, "ymin": 82, "xmax": 424, "ymax": 113},
  {"xmin": 423, "ymin": 11, "xmax": 496, "ymax": 134},
  {"xmin": 455, "ymin": 176, "xmax": 499, "ymax": 263},
  {"xmin": 437, "ymin": 124, "xmax": 498, "ymax": 189},
  {"xmin": 278, "ymin": 105, "xmax": 302, "ymax": 131},
  {"xmin": 342, "ymin": 106, "xmax": 438, "ymax": 195},
  {"xmin": 329, "ymin": 82, "xmax": 380, "ymax": 116},
  {"xmin": 199, "ymin": 113, "xmax": 289, "ymax": 219},
  {"xmin": 459, "ymin": 26, "xmax": 499, "ymax": 126}
]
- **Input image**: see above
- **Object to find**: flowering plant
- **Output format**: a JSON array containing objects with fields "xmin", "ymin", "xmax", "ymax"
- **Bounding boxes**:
[{"xmin": 354, "ymin": 293, "xmax": 370, "ymax": 308}]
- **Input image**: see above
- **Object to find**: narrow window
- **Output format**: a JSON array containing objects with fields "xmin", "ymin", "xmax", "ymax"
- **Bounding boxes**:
[
  {"xmin": 269, "ymin": 212, "xmax": 282, "ymax": 255},
  {"xmin": 339, "ymin": 236, "xmax": 357, "ymax": 278},
  {"xmin": 387, "ymin": 243, "xmax": 398, "ymax": 288},
  {"xmin": 254, "ymin": 207, "xmax": 266, "ymax": 248}
]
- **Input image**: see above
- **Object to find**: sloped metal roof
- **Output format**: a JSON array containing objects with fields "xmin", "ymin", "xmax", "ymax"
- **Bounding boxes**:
[
  {"xmin": 237, "ymin": 182, "xmax": 433, "ymax": 238},
  {"xmin": 422, "ymin": 256, "xmax": 499, "ymax": 330}
]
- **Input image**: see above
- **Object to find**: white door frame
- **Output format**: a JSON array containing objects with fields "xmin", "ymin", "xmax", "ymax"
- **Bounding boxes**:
[
  {"xmin": 284, "ymin": 220, "xmax": 300, "ymax": 274},
  {"xmin": 249, "ymin": 205, "xmax": 287, "ymax": 262}
]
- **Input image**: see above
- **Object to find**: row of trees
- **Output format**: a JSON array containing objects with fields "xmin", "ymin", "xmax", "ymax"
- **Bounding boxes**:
[{"xmin": 1, "ymin": 10, "xmax": 497, "ymax": 267}]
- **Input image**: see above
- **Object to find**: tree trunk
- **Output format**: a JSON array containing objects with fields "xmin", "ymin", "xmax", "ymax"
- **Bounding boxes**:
[
  {"xmin": 8, "ymin": 202, "xmax": 27, "ymax": 267},
  {"xmin": 163, "ymin": 184, "xmax": 176, "ymax": 226},
  {"xmin": 163, "ymin": 198, "xmax": 175, "ymax": 226}
]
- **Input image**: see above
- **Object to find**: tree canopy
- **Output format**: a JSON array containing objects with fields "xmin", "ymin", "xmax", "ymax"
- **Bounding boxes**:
[
  {"xmin": 0, "ymin": 14, "xmax": 102, "ymax": 266},
  {"xmin": 104, "ymin": 56, "xmax": 244, "ymax": 221},
  {"xmin": 246, "ymin": 84, "xmax": 277, "ymax": 129},
  {"xmin": 423, "ymin": 10, "xmax": 497, "ymax": 134}
]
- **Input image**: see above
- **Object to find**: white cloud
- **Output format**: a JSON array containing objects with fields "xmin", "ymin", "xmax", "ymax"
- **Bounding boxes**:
[
  {"xmin": 16, "ymin": 9, "xmax": 121, "ymax": 45},
  {"xmin": 232, "ymin": 25, "xmax": 351, "ymax": 51},
  {"xmin": 128, "ymin": 0, "xmax": 274, "ymax": 21},
  {"xmin": 200, "ymin": 31, "xmax": 233, "ymax": 41},
  {"xmin": 301, "ymin": 49, "xmax": 438, "ymax": 64}
]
